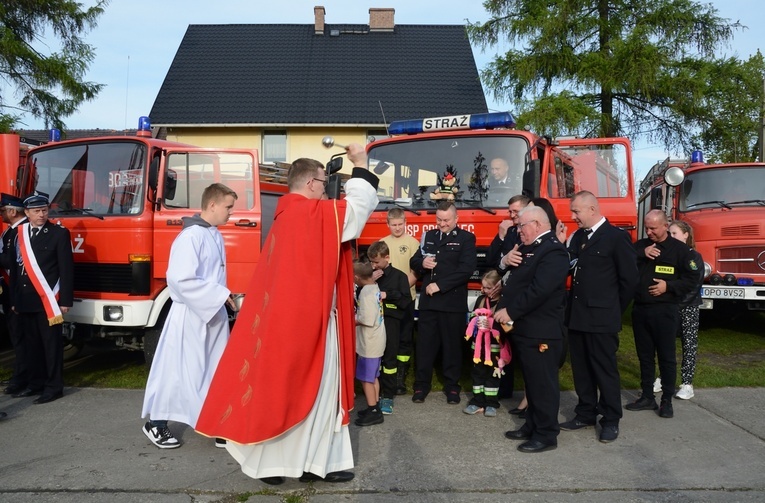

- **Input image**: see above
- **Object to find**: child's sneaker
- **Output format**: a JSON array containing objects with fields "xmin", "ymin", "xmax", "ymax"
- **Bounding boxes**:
[
  {"xmin": 380, "ymin": 397, "xmax": 394, "ymax": 415},
  {"xmin": 463, "ymin": 404, "xmax": 483, "ymax": 415},
  {"xmin": 143, "ymin": 422, "xmax": 180, "ymax": 449},
  {"xmin": 484, "ymin": 406, "xmax": 497, "ymax": 417},
  {"xmin": 215, "ymin": 438, "xmax": 227, "ymax": 448},
  {"xmin": 355, "ymin": 407, "xmax": 384, "ymax": 426}
]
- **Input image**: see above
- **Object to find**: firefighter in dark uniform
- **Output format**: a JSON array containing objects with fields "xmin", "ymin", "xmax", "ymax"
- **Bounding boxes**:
[
  {"xmin": 1, "ymin": 193, "xmax": 29, "ymax": 395},
  {"xmin": 9, "ymin": 192, "xmax": 74, "ymax": 404},
  {"xmin": 410, "ymin": 201, "xmax": 476, "ymax": 404},
  {"xmin": 494, "ymin": 205, "xmax": 569, "ymax": 453},
  {"xmin": 627, "ymin": 209, "xmax": 698, "ymax": 419}
]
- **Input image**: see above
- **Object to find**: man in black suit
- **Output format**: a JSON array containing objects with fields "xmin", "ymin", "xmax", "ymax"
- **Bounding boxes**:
[
  {"xmin": 486, "ymin": 194, "xmax": 529, "ymax": 272},
  {"xmin": 9, "ymin": 192, "xmax": 74, "ymax": 404},
  {"xmin": 494, "ymin": 206, "xmax": 569, "ymax": 453},
  {"xmin": 1, "ymin": 193, "xmax": 30, "ymax": 395},
  {"xmin": 560, "ymin": 191, "xmax": 638, "ymax": 443},
  {"xmin": 410, "ymin": 201, "xmax": 476, "ymax": 404}
]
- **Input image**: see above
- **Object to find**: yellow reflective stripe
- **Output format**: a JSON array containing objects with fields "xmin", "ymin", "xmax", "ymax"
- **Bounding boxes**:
[
  {"xmin": 397, "ymin": 355, "xmax": 411, "ymax": 363},
  {"xmin": 382, "ymin": 366, "xmax": 398, "ymax": 374}
]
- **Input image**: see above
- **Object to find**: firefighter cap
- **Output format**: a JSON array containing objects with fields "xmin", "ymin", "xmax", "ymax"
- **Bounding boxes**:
[
  {"xmin": 23, "ymin": 191, "xmax": 50, "ymax": 209},
  {"xmin": 0, "ymin": 193, "xmax": 24, "ymax": 209}
]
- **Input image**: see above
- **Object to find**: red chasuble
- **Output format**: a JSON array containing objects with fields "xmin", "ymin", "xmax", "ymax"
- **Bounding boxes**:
[{"xmin": 196, "ymin": 193, "xmax": 356, "ymax": 443}]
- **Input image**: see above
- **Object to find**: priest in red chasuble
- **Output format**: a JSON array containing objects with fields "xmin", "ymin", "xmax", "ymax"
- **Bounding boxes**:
[{"xmin": 196, "ymin": 144, "xmax": 378, "ymax": 485}]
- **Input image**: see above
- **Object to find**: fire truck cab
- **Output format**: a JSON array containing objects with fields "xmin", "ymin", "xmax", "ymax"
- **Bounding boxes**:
[
  {"xmin": 1, "ymin": 117, "xmax": 286, "ymax": 362},
  {"xmin": 638, "ymin": 152, "xmax": 765, "ymax": 313},
  {"xmin": 357, "ymin": 112, "xmax": 637, "ymax": 306}
]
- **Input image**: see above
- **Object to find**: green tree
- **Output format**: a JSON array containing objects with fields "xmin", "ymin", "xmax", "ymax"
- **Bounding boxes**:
[
  {"xmin": 690, "ymin": 52, "xmax": 765, "ymax": 163},
  {"xmin": 467, "ymin": 0, "xmax": 755, "ymax": 152},
  {"xmin": 0, "ymin": 0, "xmax": 109, "ymax": 132}
]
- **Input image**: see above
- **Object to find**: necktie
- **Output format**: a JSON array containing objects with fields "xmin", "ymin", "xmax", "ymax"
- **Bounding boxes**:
[
  {"xmin": 31, "ymin": 227, "xmax": 39, "ymax": 240},
  {"xmin": 583, "ymin": 228, "xmax": 593, "ymax": 239}
]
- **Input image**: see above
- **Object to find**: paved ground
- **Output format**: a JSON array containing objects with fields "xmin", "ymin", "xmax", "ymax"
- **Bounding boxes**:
[{"xmin": 1, "ymin": 386, "xmax": 764, "ymax": 502}]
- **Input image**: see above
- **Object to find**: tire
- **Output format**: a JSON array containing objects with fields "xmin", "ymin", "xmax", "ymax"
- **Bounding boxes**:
[{"xmin": 62, "ymin": 340, "xmax": 84, "ymax": 361}]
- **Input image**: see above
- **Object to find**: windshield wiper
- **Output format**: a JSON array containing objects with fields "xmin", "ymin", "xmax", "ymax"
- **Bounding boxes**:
[
  {"xmin": 457, "ymin": 199, "xmax": 497, "ymax": 215},
  {"xmin": 376, "ymin": 199, "xmax": 420, "ymax": 215},
  {"xmin": 726, "ymin": 200, "xmax": 765, "ymax": 206},
  {"xmin": 685, "ymin": 200, "xmax": 732, "ymax": 210},
  {"xmin": 55, "ymin": 207, "xmax": 105, "ymax": 220}
]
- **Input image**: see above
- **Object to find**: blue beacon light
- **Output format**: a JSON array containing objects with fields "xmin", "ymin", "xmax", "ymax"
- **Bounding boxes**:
[{"xmin": 691, "ymin": 150, "xmax": 704, "ymax": 164}]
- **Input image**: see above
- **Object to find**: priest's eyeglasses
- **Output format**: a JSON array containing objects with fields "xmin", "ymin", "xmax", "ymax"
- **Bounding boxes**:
[{"xmin": 312, "ymin": 177, "xmax": 328, "ymax": 187}]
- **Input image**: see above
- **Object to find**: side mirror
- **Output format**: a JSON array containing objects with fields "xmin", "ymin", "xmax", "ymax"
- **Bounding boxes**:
[
  {"xmin": 650, "ymin": 186, "xmax": 663, "ymax": 209},
  {"xmin": 327, "ymin": 156, "xmax": 343, "ymax": 174},
  {"xmin": 164, "ymin": 169, "xmax": 177, "ymax": 201},
  {"xmin": 148, "ymin": 156, "xmax": 160, "ymax": 190},
  {"xmin": 326, "ymin": 174, "xmax": 342, "ymax": 200},
  {"xmin": 523, "ymin": 159, "xmax": 541, "ymax": 197}
]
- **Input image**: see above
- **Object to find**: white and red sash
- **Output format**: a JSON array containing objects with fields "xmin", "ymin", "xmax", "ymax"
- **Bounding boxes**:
[{"xmin": 18, "ymin": 223, "xmax": 63, "ymax": 325}]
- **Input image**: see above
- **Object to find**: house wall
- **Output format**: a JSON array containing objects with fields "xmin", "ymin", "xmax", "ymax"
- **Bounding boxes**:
[{"xmin": 163, "ymin": 126, "xmax": 376, "ymax": 175}]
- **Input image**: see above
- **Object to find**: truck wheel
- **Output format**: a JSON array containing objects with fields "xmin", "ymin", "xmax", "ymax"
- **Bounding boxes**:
[
  {"xmin": 143, "ymin": 328, "xmax": 161, "ymax": 369},
  {"xmin": 63, "ymin": 340, "xmax": 84, "ymax": 361}
]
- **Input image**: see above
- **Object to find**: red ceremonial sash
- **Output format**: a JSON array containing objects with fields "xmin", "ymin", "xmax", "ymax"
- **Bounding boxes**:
[{"xmin": 18, "ymin": 223, "xmax": 63, "ymax": 325}]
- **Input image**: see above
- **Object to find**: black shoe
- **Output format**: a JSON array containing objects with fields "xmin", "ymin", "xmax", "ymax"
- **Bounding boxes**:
[
  {"xmin": 395, "ymin": 385, "xmax": 407, "ymax": 396},
  {"xmin": 599, "ymin": 425, "xmax": 619, "ymax": 443},
  {"xmin": 355, "ymin": 407, "xmax": 383, "ymax": 426},
  {"xmin": 4, "ymin": 384, "xmax": 25, "ymax": 395},
  {"xmin": 504, "ymin": 428, "xmax": 531, "ymax": 440},
  {"xmin": 517, "ymin": 440, "xmax": 557, "ymax": 453},
  {"xmin": 260, "ymin": 476, "xmax": 285, "ymax": 485},
  {"xmin": 299, "ymin": 471, "xmax": 354, "ymax": 483},
  {"xmin": 658, "ymin": 399, "xmax": 674, "ymax": 418},
  {"xmin": 446, "ymin": 390, "xmax": 461, "ymax": 404},
  {"xmin": 33, "ymin": 391, "xmax": 63, "ymax": 405},
  {"xmin": 12, "ymin": 388, "xmax": 42, "ymax": 398},
  {"xmin": 412, "ymin": 390, "xmax": 427, "ymax": 403},
  {"xmin": 625, "ymin": 396, "xmax": 658, "ymax": 411},
  {"xmin": 508, "ymin": 406, "xmax": 527, "ymax": 415},
  {"xmin": 0, "ymin": 411, "xmax": 7, "ymax": 420},
  {"xmin": 560, "ymin": 418, "xmax": 596, "ymax": 431}
]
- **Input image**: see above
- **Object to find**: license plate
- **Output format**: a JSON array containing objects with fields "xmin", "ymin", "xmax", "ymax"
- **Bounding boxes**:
[{"xmin": 701, "ymin": 287, "xmax": 745, "ymax": 299}]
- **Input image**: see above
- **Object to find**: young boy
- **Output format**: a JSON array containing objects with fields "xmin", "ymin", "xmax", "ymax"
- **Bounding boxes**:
[
  {"xmin": 367, "ymin": 241, "xmax": 412, "ymax": 415},
  {"xmin": 141, "ymin": 183, "xmax": 238, "ymax": 448},
  {"xmin": 353, "ymin": 261, "xmax": 386, "ymax": 427},
  {"xmin": 380, "ymin": 208, "xmax": 419, "ymax": 394}
]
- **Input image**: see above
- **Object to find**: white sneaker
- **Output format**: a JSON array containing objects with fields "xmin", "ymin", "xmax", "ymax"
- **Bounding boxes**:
[
  {"xmin": 675, "ymin": 384, "xmax": 695, "ymax": 400},
  {"xmin": 653, "ymin": 378, "xmax": 662, "ymax": 393},
  {"xmin": 215, "ymin": 438, "xmax": 226, "ymax": 448},
  {"xmin": 143, "ymin": 422, "xmax": 181, "ymax": 449}
]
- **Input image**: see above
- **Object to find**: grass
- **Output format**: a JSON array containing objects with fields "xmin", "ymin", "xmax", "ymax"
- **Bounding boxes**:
[{"xmin": 1, "ymin": 311, "xmax": 763, "ymax": 391}]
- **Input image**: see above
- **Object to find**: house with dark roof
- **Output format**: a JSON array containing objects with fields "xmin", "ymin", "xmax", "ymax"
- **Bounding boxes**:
[{"xmin": 149, "ymin": 6, "xmax": 487, "ymax": 167}]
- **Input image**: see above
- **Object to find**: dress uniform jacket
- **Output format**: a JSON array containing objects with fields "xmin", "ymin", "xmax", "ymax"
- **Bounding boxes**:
[
  {"xmin": 497, "ymin": 232, "xmax": 568, "ymax": 337},
  {"xmin": 487, "ymin": 226, "xmax": 521, "ymax": 271},
  {"xmin": 565, "ymin": 222, "xmax": 638, "ymax": 333},
  {"xmin": 411, "ymin": 227, "xmax": 476, "ymax": 312},
  {"xmin": 10, "ymin": 221, "xmax": 74, "ymax": 313}
]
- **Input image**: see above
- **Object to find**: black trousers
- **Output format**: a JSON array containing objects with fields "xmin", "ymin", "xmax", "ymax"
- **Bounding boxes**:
[
  {"xmin": 380, "ymin": 316, "xmax": 401, "ymax": 399},
  {"xmin": 21, "ymin": 312, "xmax": 64, "ymax": 396},
  {"xmin": 6, "ymin": 310, "xmax": 29, "ymax": 388},
  {"xmin": 568, "ymin": 329, "xmax": 622, "ymax": 426},
  {"xmin": 414, "ymin": 310, "xmax": 464, "ymax": 395},
  {"xmin": 632, "ymin": 303, "xmax": 679, "ymax": 400},
  {"xmin": 513, "ymin": 333, "xmax": 562, "ymax": 446},
  {"xmin": 397, "ymin": 304, "xmax": 415, "ymax": 365}
]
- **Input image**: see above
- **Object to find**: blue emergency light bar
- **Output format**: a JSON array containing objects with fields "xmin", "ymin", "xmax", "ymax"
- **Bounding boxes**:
[
  {"xmin": 48, "ymin": 129, "xmax": 61, "ymax": 142},
  {"xmin": 691, "ymin": 150, "xmax": 704, "ymax": 164},
  {"xmin": 388, "ymin": 112, "xmax": 516, "ymax": 135}
]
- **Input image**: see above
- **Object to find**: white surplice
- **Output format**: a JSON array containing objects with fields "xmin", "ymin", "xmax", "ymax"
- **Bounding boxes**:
[
  {"xmin": 141, "ymin": 223, "xmax": 231, "ymax": 427},
  {"xmin": 225, "ymin": 177, "xmax": 378, "ymax": 479}
]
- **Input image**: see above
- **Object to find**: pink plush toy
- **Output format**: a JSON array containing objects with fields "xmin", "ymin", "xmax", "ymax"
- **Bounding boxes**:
[
  {"xmin": 493, "ymin": 340, "xmax": 513, "ymax": 378},
  {"xmin": 465, "ymin": 308, "xmax": 500, "ymax": 366}
]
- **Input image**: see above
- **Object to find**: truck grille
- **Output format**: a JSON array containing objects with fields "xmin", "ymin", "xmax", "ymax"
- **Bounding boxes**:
[
  {"xmin": 74, "ymin": 263, "xmax": 135, "ymax": 294},
  {"xmin": 721, "ymin": 225, "xmax": 761, "ymax": 237},
  {"xmin": 718, "ymin": 246, "xmax": 765, "ymax": 275}
]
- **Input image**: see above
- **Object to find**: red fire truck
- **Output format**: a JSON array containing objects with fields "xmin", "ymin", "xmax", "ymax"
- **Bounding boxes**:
[
  {"xmin": 0, "ymin": 117, "xmax": 287, "ymax": 362},
  {"xmin": 638, "ymin": 152, "xmax": 765, "ymax": 314},
  {"xmin": 356, "ymin": 112, "xmax": 638, "ymax": 305}
]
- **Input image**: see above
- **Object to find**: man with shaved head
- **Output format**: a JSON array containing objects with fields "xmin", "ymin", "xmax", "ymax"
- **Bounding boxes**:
[
  {"xmin": 627, "ymin": 209, "xmax": 699, "ymax": 420},
  {"xmin": 559, "ymin": 191, "xmax": 637, "ymax": 443}
]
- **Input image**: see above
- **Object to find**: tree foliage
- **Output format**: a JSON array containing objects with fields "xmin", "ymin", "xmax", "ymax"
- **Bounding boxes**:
[
  {"xmin": 0, "ymin": 0, "xmax": 108, "ymax": 132},
  {"xmin": 467, "ymin": 0, "xmax": 763, "ymax": 157}
]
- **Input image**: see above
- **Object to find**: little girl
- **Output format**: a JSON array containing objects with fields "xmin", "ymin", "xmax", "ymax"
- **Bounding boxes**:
[{"xmin": 463, "ymin": 270, "xmax": 508, "ymax": 417}]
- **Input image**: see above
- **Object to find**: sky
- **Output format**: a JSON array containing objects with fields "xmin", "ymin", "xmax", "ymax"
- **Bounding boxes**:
[{"xmin": 9, "ymin": 0, "xmax": 764, "ymax": 181}]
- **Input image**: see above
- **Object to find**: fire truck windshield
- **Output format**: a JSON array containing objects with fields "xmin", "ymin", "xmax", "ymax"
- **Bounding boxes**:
[
  {"xmin": 25, "ymin": 142, "xmax": 146, "ymax": 216},
  {"xmin": 679, "ymin": 166, "xmax": 765, "ymax": 211},
  {"xmin": 367, "ymin": 136, "xmax": 528, "ymax": 209}
]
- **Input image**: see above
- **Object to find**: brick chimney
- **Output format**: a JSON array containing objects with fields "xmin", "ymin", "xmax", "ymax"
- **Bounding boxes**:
[
  {"xmin": 369, "ymin": 8, "xmax": 395, "ymax": 32},
  {"xmin": 314, "ymin": 6, "xmax": 325, "ymax": 35}
]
